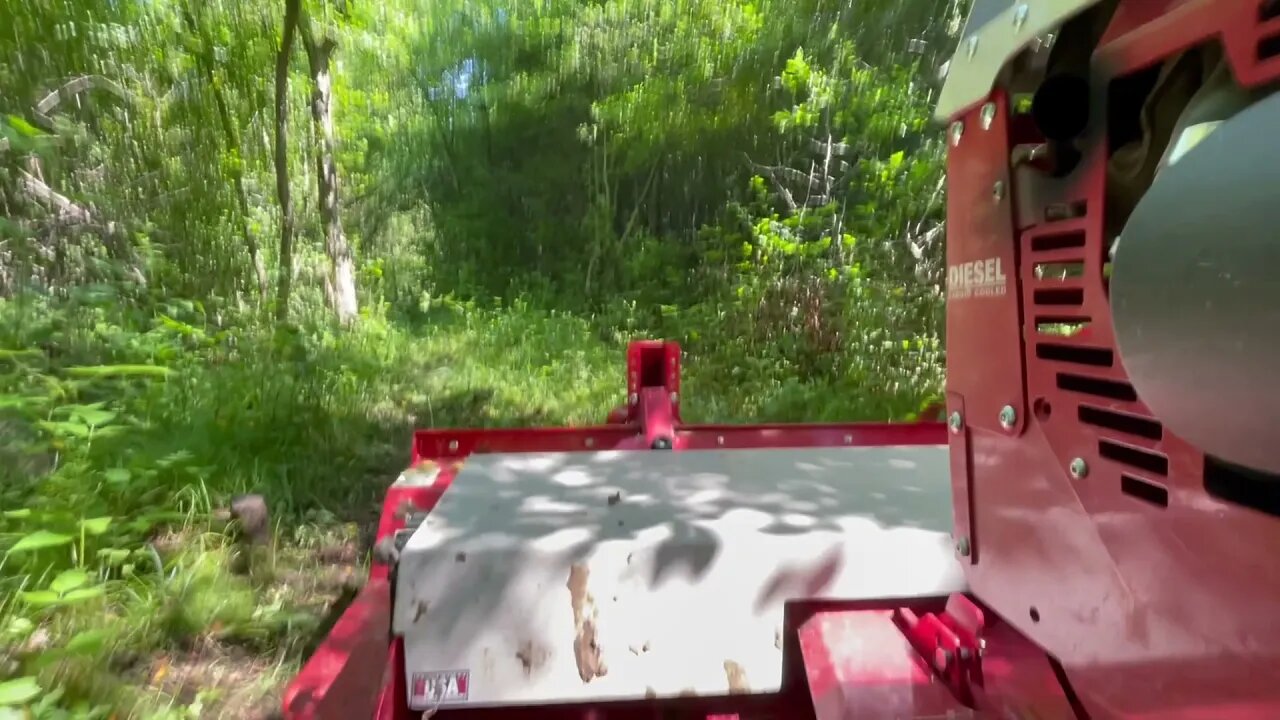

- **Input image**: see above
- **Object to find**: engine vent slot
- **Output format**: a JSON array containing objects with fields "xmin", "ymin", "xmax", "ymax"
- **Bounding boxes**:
[
  {"xmin": 1044, "ymin": 201, "xmax": 1088, "ymax": 223},
  {"xmin": 1036, "ymin": 316, "xmax": 1090, "ymax": 337},
  {"xmin": 1035, "ymin": 261, "xmax": 1085, "ymax": 280},
  {"xmin": 1078, "ymin": 405, "xmax": 1163, "ymax": 440},
  {"xmin": 1034, "ymin": 287, "xmax": 1085, "ymax": 306},
  {"xmin": 1099, "ymin": 439, "xmax": 1169, "ymax": 476},
  {"xmin": 1057, "ymin": 373, "xmax": 1137, "ymax": 401},
  {"xmin": 1260, "ymin": 33, "xmax": 1280, "ymax": 60},
  {"xmin": 1036, "ymin": 343, "xmax": 1113, "ymax": 367},
  {"xmin": 1122, "ymin": 474, "xmax": 1169, "ymax": 508},
  {"xmin": 1031, "ymin": 231, "xmax": 1086, "ymax": 252},
  {"xmin": 1205, "ymin": 454, "xmax": 1280, "ymax": 517}
]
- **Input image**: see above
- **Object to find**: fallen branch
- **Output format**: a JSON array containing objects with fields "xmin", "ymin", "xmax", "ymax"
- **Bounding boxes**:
[
  {"xmin": 32, "ymin": 75, "xmax": 132, "ymax": 130},
  {"xmin": 18, "ymin": 170, "xmax": 92, "ymax": 223}
]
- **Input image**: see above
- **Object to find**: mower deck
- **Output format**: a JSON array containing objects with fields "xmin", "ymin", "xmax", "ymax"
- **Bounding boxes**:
[{"xmin": 393, "ymin": 445, "xmax": 962, "ymax": 711}]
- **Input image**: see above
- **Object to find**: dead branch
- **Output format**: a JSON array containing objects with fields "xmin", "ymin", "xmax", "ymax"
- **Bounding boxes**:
[
  {"xmin": 18, "ymin": 170, "xmax": 92, "ymax": 223},
  {"xmin": 32, "ymin": 75, "xmax": 132, "ymax": 130}
]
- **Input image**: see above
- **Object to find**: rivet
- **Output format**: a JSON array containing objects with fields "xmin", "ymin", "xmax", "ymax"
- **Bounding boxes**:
[
  {"xmin": 447, "ymin": 440, "xmax": 459, "ymax": 451},
  {"xmin": 669, "ymin": 392, "xmax": 679, "ymax": 404},
  {"xmin": 716, "ymin": 436, "xmax": 725, "ymax": 446},
  {"xmin": 949, "ymin": 120, "xmax": 964, "ymax": 147},
  {"xmin": 992, "ymin": 180, "xmax": 1006, "ymax": 202},
  {"xmin": 843, "ymin": 434, "xmax": 854, "ymax": 445},
  {"xmin": 585, "ymin": 437, "xmax": 595, "ymax": 448},
  {"xmin": 629, "ymin": 392, "xmax": 638, "ymax": 405},
  {"xmin": 948, "ymin": 411, "xmax": 963, "ymax": 433},
  {"xmin": 999, "ymin": 405, "xmax": 1017, "ymax": 430},
  {"xmin": 956, "ymin": 536, "xmax": 971, "ymax": 557}
]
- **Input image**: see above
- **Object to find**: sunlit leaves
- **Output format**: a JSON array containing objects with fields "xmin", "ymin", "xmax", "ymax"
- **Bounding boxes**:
[{"xmin": 7, "ymin": 531, "xmax": 74, "ymax": 554}]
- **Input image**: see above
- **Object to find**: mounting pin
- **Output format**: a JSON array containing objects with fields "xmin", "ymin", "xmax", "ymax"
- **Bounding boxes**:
[
  {"xmin": 999, "ymin": 405, "xmax": 1017, "ymax": 430},
  {"xmin": 1069, "ymin": 458, "xmax": 1089, "ymax": 479},
  {"xmin": 948, "ymin": 411, "xmax": 963, "ymax": 433}
]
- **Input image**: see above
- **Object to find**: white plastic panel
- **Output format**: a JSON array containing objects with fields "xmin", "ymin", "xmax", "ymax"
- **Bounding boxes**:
[{"xmin": 393, "ymin": 445, "xmax": 962, "ymax": 711}]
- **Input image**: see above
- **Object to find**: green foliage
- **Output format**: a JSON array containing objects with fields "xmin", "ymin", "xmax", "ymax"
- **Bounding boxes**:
[{"xmin": 0, "ymin": 0, "xmax": 962, "ymax": 714}]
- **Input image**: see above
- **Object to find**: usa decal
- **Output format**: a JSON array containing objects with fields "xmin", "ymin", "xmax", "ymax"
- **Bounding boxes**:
[{"xmin": 410, "ymin": 669, "xmax": 470, "ymax": 704}]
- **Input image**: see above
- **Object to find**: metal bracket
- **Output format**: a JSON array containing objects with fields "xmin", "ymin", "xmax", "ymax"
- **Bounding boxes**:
[{"xmin": 895, "ymin": 594, "xmax": 986, "ymax": 706}]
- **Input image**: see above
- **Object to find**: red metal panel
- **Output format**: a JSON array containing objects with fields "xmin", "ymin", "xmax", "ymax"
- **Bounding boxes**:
[
  {"xmin": 284, "ymin": 579, "xmax": 396, "ymax": 720},
  {"xmin": 944, "ymin": 89, "xmax": 1027, "ymax": 443},
  {"xmin": 946, "ymin": 3, "xmax": 1280, "ymax": 718},
  {"xmin": 415, "ymin": 422, "xmax": 946, "ymax": 461}
]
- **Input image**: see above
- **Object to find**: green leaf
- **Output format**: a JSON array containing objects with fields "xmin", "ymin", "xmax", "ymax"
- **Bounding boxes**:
[
  {"xmin": 64, "ymin": 365, "xmax": 172, "ymax": 379},
  {"xmin": 98, "ymin": 548, "xmax": 130, "ymax": 566},
  {"xmin": 0, "ymin": 676, "xmax": 40, "ymax": 707},
  {"xmin": 7, "ymin": 530, "xmax": 73, "ymax": 554},
  {"xmin": 6, "ymin": 114, "xmax": 41, "ymax": 138},
  {"xmin": 60, "ymin": 587, "xmax": 105, "ymax": 603},
  {"xmin": 18, "ymin": 590, "xmax": 61, "ymax": 608},
  {"xmin": 104, "ymin": 468, "xmax": 132, "ymax": 484},
  {"xmin": 36, "ymin": 420, "xmax": 91, "ymax": 438},
  {"xmin": 65, "ymin": 628, "xmax": 111, "ymax": 654},
  {"xmin": 888, "ymin": 151, "xmax": 905, "ymax": 172},
  {"xmin": 50, "ymin": 569, "xmax": 89, "ymax": 594},
  {"xmin": 80, "ymin": 516, "xmax": 113, "ymax": 535},
  {"xmin": 71, "ymin": 406, "xmax": 117, "ymax": 427}
]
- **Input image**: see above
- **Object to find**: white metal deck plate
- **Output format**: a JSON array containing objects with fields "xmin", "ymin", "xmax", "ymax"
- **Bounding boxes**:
[{"xmin": 394, "ymin": 445, "xmax": 963, "ymax": 710}]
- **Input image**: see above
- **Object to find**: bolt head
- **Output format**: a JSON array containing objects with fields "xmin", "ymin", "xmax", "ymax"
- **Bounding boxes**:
[
  {"xmin": 956, "ymin": 536, "xmax": 971, "ymax": 557},
  {"xmin": 1069, "ymin": 457, "xmax": 1089, "ymax": 479},
  {"xmin": 843, "ymin": 434, "xmax": 854, "ymax": 445},
  {"xmin": 949, "ymin": 120, "xmax": 964, "ymax": 146},
  {"xmin": 948, "ymin": 411, "xmax": 963, "ymax": 433},
  {"xmin": 628, "ymin": 392, "xmax": 638, "ymax": 405},
  {"xmin": 447, "ymin": 440, "xmax": 459, "ymax": 451},
  {"xmin": 999, "ymin": 405, "xmax": 1017, "ymax": 429},
  {"xmin": 992, "ymin": 180, "xmax": 1006, "ymax": 202},
  {"xmin": 716, "ymin": 435, "xmax": 725, "ymax": 446},
  {"xmin": 669, "ymin": 391, "xmax": 679, "ymax": 404},
  {"xmin": 980, "ymin": 102, "xmax": 997, "ymax": 130}
]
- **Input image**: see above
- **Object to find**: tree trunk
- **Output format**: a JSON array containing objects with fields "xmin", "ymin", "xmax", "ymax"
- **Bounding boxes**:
[
  {"xmin": 301, "ymin": 17, "xmax": 358, "ymax": 325},
  {"xmin": 273, "ymin": 0, "xmax": 302, "ymax": 323}
]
